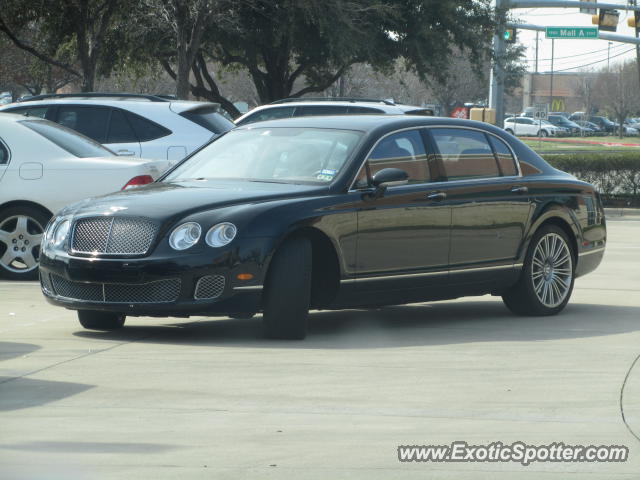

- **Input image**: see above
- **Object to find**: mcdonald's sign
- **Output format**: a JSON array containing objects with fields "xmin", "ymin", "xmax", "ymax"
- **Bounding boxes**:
[{"xmin": 551, "ymin": 98, "xmax": 566, "ymax": 112}]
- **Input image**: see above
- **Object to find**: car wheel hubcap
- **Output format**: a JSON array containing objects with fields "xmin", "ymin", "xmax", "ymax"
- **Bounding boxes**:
[
  {"xmin": 0, "ymin": 215, "xmax": 44, "ymax": 273},
  {"xmin": 531, "ymin": 233, "xmax": 572, "ymax": 308}
]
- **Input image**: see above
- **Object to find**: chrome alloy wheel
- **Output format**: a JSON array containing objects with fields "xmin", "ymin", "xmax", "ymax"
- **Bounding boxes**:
[
  {"xmin": 0, "ymin": 215, "xmax": 44, "ymax": 274},
  {"xmin": 531, "ymin": 232, "xmax": 573, "ymax": 308}
]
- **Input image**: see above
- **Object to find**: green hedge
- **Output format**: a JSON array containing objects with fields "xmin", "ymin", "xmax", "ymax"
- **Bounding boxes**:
[{"xmin": 542, "ymin": 152, "xmax": 640, "ymax": 206}]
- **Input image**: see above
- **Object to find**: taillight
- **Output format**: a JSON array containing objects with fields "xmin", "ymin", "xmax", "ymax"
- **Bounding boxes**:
[{"xmin": 122, "ymin": 175, "xmax": 154, "ymax": 190}]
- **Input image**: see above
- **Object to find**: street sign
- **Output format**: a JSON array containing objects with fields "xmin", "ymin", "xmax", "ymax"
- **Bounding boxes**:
[
  {"xmin": 579, "ymin": 0, "xmax": 597, "ymax": 15},
  {"xmin": 533, "ymin": 103, "xmax": 548, "ymax": 120},
  {"xmin": 546, "ymin": 27, "xmax": 599, "ymax": 39}
]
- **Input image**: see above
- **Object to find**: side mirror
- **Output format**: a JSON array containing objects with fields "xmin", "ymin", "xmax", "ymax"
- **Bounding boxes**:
[
  {"xmin": 372, "ymin": 168, "xmax": 409, "ymax": 187},
  {"xmin": 367, "ymin": 168, "xmax": 409, "ymax": 199}
]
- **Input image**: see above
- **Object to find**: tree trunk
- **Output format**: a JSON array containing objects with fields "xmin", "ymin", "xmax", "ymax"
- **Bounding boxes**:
[{"xmin": 176, "ymin": 45, "xmax": 191, "ymax": 99}]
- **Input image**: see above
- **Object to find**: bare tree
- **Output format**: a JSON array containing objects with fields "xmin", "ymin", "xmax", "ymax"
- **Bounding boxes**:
[{"xmin": 593, "ymin": 61, "xmax": 640, "ymax": 138}]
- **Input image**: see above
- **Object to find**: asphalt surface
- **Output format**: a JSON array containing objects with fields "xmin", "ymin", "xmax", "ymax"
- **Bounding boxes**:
[{"xmin": 1, "ymin": 214, "xmax": 639, "ymax": 479}]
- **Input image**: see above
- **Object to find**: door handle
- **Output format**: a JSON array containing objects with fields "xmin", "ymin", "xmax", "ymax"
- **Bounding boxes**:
[
  {"xmin": 117, "ymin": 149, "xmax": 136, "ymax": 156},
  {"xmin": 511, "ymin": 185, "xmax": 528, "ymax": 194},
  {"xmin": 426, "ymin": 191, "xmax": 447, "ymax": 201}
]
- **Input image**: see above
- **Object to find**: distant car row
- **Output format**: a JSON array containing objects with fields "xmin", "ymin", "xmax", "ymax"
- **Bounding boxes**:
[{"xmin": 506, "ymin": 109, "xmax": 640, "ymax": 137}]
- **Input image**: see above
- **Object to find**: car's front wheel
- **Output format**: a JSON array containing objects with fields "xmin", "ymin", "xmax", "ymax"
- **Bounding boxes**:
[
  {"xmin": 262, "ymin": 236, "xmax": 311, "ymax": 339},
  {"xmin": 502, "ymin": 225, "xmax": 575, "ymax": 316},
  {"xmin": 78, "ymin": 311, "xmax": 126, "ymax": 330},
  {"xmin": 0, "ymin": 206, "xmax": 50, "ymax": 280},
  {"xmin": 537, "ymin": 129, "xmax": 548, "ymax": 137}
]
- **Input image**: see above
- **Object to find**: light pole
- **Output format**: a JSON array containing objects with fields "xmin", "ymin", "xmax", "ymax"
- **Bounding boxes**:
[{"xmin": 489, "ymin": 0, "xmax": 507, "ymax": 127}]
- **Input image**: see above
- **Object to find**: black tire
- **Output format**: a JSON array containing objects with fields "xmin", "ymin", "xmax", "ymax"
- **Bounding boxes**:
[
  {"xmin": 78, "ymin": 310, "xmax": 126, "ymax": 330},
  {"xmin": 0, "ymin": 206, "xmax": 51, "ymax": 280},
  {"xmin": 505, "ymin": 129, "xmax": 514, "ymax": 135},
  {"xmin": 262, "ymin": 236, "xmax": 312, "ymax": 339},
  {"xmin": 537, "ymin": 129, "xmax": 548, "ymax": 138},
  {"xmin": 502, "ymin": 225, "xmax": 575, "ymax": 316}
]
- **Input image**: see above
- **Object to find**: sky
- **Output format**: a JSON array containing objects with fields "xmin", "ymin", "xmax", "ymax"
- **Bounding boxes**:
[{"xmin": 511, "ymin": 1, "xmax": 639, "ymax": 73}]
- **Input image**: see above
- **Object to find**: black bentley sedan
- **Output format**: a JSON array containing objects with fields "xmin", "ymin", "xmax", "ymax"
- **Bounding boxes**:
[{"xmin": 39, "ymin": 115, "xmax": 606, "ymax": 339}]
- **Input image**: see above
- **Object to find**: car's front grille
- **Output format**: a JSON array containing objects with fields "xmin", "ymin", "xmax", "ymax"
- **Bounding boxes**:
[
  {"xmin": 194, "ymin": 275, "xmax": 225, "ymax": 300},
  {"xmin": 71, "ymin": 217, "xmax": 158, "ymax": 255},
  {"xmin": 45, "ymin": 274, "xmax": 181, "ymax": 304}
]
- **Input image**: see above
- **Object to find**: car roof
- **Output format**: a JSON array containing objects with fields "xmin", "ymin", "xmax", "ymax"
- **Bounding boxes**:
[{"xmin": 236, "ymin": 114, "xmax": 509, "ymax": 138}]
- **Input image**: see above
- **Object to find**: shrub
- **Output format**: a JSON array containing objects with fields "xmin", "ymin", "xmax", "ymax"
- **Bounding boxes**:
[{"xmin": 543, "ymin": 152, "xmax": 640, "ymax": 202}]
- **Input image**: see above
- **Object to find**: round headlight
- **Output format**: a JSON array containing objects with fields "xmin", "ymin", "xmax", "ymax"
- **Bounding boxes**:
[
  {"xmin": 205, "ymin": 222, "xmax": 237, "ymax": 247},
  {"xmin": 169, "ymin": 222, "xmax": 201, "ymax": 250},
  {"xmin": 52, "ymin": 219, "xmax": 70, "ymax": 247}
]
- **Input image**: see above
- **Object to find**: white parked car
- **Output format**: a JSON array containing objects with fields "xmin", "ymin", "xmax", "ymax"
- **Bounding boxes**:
[
  {"xmin": 0, "ymin": 114, "xmax": 167, "ymax": 280},
  {"xmin": 235, "ymin": 98, "xmax": 435, "ymax": 126},
  {"xmin": 504, "ymin": 117, "xmax": 562, "ymax": 137},
  {"xmin": 0, "ymin": 93, "xmax": 234, "ymax": 163}
]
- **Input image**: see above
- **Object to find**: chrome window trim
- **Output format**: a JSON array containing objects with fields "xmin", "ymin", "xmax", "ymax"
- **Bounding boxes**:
[{"xmin": 348, "ymin": 124, "xmax": 523, "ymax": 192}]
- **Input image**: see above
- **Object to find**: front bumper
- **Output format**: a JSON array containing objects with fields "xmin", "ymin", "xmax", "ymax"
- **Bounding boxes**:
[{"xmin": 39, "ymin": 237, "xmax": 272, "ymax": 317}]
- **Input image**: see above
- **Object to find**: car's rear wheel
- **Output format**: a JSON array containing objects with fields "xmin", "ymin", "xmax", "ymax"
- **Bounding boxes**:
[
  {"xmin": 502, "ymin": 225, "xmax": 575, "ymax": 316},
  {"xmin": 78, "ymin": 310, "xmax": 126, "ymax": 330},
  {"xmin": 0, "ymin": 206, "xmax": 50, "ymax": 280},
  {"xmin": 537, "ymin": 129, "xmax": 548, "ymax": 137},
  {"xmin": 262, "ymin": 236, "xmax": 311, "ymax": 339}
]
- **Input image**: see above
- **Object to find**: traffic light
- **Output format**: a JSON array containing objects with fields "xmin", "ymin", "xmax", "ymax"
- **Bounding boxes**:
[
  {"xmin": 504, "ymin": 28, "xmax": 516, "ymax": 44},
  {"xmin": 592, "ymin": 9, "xmax": 620, "ymax": 32},
  {"xmin": 628, "ymin": 11, "xmax": 640, "ymax": 30}
]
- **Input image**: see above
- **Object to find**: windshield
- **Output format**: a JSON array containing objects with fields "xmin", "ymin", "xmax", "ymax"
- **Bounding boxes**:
[
  {"xmin": 20, "ymin": 119, "xmax": 114, "ymax": 158},
  {"xmin": 165, "ymin": 127, "xmax": 363, "ymax": 185}
]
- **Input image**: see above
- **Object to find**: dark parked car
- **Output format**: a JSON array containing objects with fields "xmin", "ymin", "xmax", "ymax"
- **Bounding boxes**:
[
  {"xmin": 570, "ymin": 114, "xmax": 616, "ymax": 133},
  {"xmin": 39, "ymin": 116, "xmax": 606, "ymax": 339},
  {"xmin": 547, "ymin": 115, "xmax": 582, "ymax": 135}
]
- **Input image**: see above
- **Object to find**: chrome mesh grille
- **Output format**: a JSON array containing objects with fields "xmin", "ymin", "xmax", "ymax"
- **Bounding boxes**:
[
  {"xmin": 194, "ymin": 275, "xmax": 225, "ymax": 300},
  {"xmin": 49, "ymin": 275, "xmax": 181, "ymax": 303},
  {"xmin": 51, "ymin": 275, "xmax": 103, "ymax": 302},
  {"xmin": 71, "ymin": 217, "xmax": 158, "ymax": 255}
]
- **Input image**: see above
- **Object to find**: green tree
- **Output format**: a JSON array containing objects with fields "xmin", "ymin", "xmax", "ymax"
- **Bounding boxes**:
[
  {"xmin": 146, "ymin": 0, "xmax": 496, "ymax": 117},
  {"xmin": 0, "ymin": 0, "xmax": 123, "ymax": 92}
]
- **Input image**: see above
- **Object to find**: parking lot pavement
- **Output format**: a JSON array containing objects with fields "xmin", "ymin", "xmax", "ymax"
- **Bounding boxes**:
[{"xmin": 1, "ymin": 219, "xmax": 639, "ymax": 480}]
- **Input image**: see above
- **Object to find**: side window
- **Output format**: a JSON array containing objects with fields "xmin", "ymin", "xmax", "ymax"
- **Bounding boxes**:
[
  {"xmin": 57, "ymin": 106, "xmax": 110, "ymax": 143},
  {"xmin": 125, "ymin": 112, "xmax": 171, "ymax": 142},
  {"xmin": 295, "ymin": 105, "xmax": 349, "ymax": 116},
  {"xmin": 25, "ymin": 107, "xmax": 48, "ymax": 118},
  {"xmin": 239, "ymin": 107, "xmax": 295, "ymax": 125},
  {"xmin": 488, "ymin": 135, "xmax": 518, "ymax": 176},
  {"xmin": 347, "ymin": 106, "xmax": 384, "ymax": 114},
  {"xmin": 0, "ymin": 141, "xmax": 8, "ymax": 165},
  {"xmin": 431, "ymin": 128, "xmax": 500, "ymax": 181},
  {"xmin": 363, "ymin": 130, "xmax": 429, "ymax": 185},
  {"xmin": 107, "ymin": 109, "xmax": 138, "ymax": 143}
]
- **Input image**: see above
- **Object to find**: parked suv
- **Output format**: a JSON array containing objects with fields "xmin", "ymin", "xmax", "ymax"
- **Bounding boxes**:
[
  {"xmin": 0, "ymin": 93, "xmax": 234, "ymax": 162},
  {"xmin": 504, "ymin": 117, "xmax": 563, "ymax": 137},
  {"xmin": 234, "ymin": 98, "xmax": 435, "ymax": 126}
]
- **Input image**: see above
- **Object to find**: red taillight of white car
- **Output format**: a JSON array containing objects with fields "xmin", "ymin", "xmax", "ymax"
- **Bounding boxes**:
[{"xmin": 122, "ymin": 175, "xmax": 154, "ymax": 190}]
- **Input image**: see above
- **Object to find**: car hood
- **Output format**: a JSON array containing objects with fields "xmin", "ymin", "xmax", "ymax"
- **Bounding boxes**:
[{"xmin": 59, "ymin": 179, "xmax": 326, "ymax": 221}]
